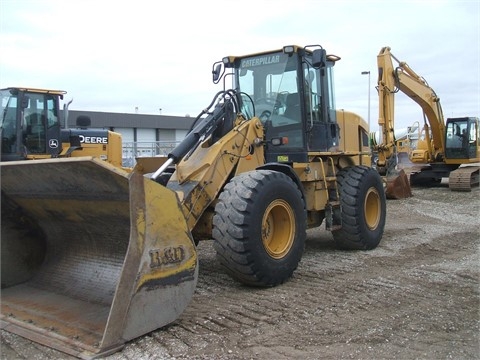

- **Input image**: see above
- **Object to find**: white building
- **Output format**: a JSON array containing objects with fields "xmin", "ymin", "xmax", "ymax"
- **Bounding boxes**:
[{"xmin": 64, "ymin": 109, "xmax": 195, "ymax": 166}]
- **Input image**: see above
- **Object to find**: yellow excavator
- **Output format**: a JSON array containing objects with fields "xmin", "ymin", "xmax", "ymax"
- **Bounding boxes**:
[
  {"xmin": 1, "ymin": 45, "xmax": 390, "ymax": 359},
  {"xmin": 375, "ymin": 47, "xmax": 479, "ymax": 191}
]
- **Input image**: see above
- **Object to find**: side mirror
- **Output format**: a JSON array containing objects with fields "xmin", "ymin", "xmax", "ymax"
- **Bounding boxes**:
[
  {"xmin": 212, "ymin": 62, "xmax": 223, "ymax": 84},
  {"xmin": 312, "ymin": 49, "xmax": 327, "ymax": 68}
]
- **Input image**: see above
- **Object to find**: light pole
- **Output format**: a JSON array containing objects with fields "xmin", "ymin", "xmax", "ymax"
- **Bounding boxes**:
[{"xmin": 361, "ymin": 71, "xmax": 371, "ymax": 130}]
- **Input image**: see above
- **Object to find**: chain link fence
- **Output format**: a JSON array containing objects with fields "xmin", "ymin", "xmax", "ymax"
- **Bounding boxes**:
[{"xmin": 122, "ymin": 141, "xmax": 179, "ymax": 167}]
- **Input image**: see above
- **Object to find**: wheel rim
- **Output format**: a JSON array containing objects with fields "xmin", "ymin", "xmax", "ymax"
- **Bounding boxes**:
[
  {"xmin": 261, "ymin": 199, "xmax": 295, "ymax": 259},
  {"xmin": 364, "ymin": 187, "xmax": 381, "ymax": 230}
]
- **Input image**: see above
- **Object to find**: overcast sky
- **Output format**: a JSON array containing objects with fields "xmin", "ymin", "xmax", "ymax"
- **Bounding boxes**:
[{"xmin": 1, "ymin": 0, "xmax": 478, "ymax": 130}]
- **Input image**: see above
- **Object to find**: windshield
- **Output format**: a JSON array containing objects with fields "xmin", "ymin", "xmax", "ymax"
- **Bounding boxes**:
[
  {"xmin": 1, "ymin": 90, "xmax": 11, "ymax": 113},
  {"xmin": 236, "ymin": 51, "xmax": 299, "ymax": 120},
  {"xmin": 235, "ymin": 51, "xmax": 306, "ymax": 149},
  {"xmin": 1, "ymin": 89, "xmax": 19, "ymax": 154},
  {"xmin": 1, "ymin": 89, "xmax": 17, "ymax": 128}
]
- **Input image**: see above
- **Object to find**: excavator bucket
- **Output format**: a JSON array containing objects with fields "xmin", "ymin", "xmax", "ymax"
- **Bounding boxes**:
[
  {"xmin": 1, "ymin": 157, "xmax": 198, "ymax": 359},
  {"xmin": 385, "ymin": 169, "xmax": 413, "ymax": 199}
]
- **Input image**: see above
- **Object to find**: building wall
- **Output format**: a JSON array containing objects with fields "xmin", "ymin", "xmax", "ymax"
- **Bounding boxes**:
[
  {"xmin": 64, "ymin": 109, "xmax": 195, "ymax": 131},
  {"xmin": 63, "ymin": 109, "xmax": 194, "ymax": 166}
]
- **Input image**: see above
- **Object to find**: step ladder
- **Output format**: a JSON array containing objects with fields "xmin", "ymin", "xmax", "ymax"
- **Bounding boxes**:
[{"xmin": 320, "ymin": 157, "xmax": 342, "ymax": 231}]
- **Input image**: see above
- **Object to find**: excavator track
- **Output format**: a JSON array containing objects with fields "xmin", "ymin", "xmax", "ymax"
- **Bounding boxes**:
[{"xmin": 448, "ymin": 166, "xmax": 480, "ymax": 191}]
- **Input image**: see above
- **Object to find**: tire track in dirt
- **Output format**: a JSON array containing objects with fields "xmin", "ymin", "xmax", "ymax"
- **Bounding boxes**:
[
  {"xmin": 110, "ymin": 186, "xmax": 479, "ymax": 360},
  {"xmin": 115, "ymin": 205, "xmax": 479, "ymax": 358},
  {"xmin": 2, "ymin": 186, "xmax": 479, "ymax": 359}
]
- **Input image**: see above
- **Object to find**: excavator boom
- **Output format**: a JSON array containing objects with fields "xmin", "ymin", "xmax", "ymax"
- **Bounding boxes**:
[
  {"xmin": 376, "ymin": 47, "xmax": 446, "ymax": 164},
  {"xmin": 375, "ymin": 47, "xmax": 413, "ymax": 199}
]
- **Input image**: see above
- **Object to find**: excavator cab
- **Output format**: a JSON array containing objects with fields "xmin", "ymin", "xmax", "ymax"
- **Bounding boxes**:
[
  {"xmin": 445, "ymin": 117, "xmax": 479, "ymax": 160},
  {"xmin": 0, "ymin": 87, "xmax": 64, "ymax": 161},
  {"xmin": 444, "ymin": 117, "xmax": 480, "ymax": 190}
]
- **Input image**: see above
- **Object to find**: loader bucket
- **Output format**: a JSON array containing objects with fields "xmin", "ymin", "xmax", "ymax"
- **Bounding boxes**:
[
  {"xmin": 1, "ymin": 157, "xmax": 198, "ymax": 359},
  {"xmin": 385, "ymin": 168, "xmax": 413, "ymax": 199}
]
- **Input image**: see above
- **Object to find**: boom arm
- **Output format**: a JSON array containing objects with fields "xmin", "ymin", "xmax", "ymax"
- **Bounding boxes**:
[
  {"xmin": 151, "ymin": 90, "xmax": 237, "ymax": 180},
  {"xmin": 152, "ymin": 90, "xmax": 265, "ymax": 233},
  {"xmin": 376, "ymin": 46, "xmax": 446, "ymax": 169}
]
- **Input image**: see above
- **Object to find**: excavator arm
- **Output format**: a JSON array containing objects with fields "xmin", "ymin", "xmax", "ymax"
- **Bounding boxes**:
[{"xmin": 376, "ymin": 46, "xmax": 446, "ymax": 167}]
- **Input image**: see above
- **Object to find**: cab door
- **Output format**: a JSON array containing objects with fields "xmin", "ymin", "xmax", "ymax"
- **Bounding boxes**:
[
  {"xmin": 304, "ymin": 58, "xmax": 339, "ymax": 153},
  {"xmin": 22, "ymin": 92, "xmax": 61, "ymax": 157}
]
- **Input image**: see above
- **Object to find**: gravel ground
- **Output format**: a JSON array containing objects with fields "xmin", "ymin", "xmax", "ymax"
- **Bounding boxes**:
[{"xmin": 1, "ymin": 183, "xmax": 479, "ymax": 360}]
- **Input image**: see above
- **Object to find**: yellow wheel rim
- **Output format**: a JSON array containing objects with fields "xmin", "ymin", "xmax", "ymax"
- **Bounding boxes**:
[
  {"xmin": 364, "ymin": 187, "xmax": 381, "ymax": 230},
  {"xmin": 261, "ymin": 199, "xmax": 295, "ymax": 259}
]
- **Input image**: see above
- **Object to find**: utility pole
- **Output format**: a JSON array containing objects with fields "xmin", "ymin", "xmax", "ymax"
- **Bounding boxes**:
[{"xmin": 361, "ymin": 71, "xmax": 371, "ymax": 130}]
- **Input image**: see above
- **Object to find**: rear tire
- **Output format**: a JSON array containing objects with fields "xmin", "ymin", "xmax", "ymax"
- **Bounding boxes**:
[
  {"xmin": 333, "ymin": 166, "xmax": 386, "ymax": 250},
  {"xmin": 213, "ymin": 170, "xmax": 306, "ymax": 287}
]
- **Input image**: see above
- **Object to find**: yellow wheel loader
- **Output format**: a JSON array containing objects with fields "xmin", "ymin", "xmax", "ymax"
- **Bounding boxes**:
[{"xmin": 1, "ymin": 45, "xmax": 387, "ymax": 358}]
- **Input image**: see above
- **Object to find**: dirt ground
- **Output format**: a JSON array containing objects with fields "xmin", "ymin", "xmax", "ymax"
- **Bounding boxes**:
[{"xmin": 1, "ymin": 182, "xmax": 479, "ymax": 360}]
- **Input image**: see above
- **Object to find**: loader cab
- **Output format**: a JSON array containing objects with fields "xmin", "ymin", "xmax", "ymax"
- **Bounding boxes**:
[
  {"xmin": 224, "ymin": 45, "xmax": 340, "ymax": 163},
  {"xmin": 445, "ymin": 117, "xmax": 479, "ymax": 161},
  {"xmin": 1, "ymin": 87, "xmax": 64, "ymax": 161}
]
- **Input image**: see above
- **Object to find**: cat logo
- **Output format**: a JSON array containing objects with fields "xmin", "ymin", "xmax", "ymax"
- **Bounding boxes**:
[{"xmin": 49, "ymin": 139, "xmax": 59, "ymax": 148}]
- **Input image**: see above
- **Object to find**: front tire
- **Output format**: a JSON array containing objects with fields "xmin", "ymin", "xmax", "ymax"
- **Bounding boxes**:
[
  {"xmin": 333, "ymin": 166, "xmax": 386, "ymax": 250},
  {"xmin": 213, "ymin": 170, "xmax": 306, "ymax": 287}
]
